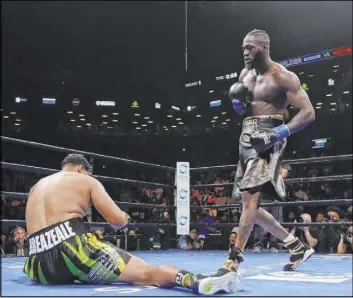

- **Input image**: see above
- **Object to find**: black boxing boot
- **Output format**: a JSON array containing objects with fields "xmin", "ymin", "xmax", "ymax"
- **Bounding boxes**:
[
  {"xmin": 215, "ymin": 244, "xmax": 244, "ymax": 276},
  {"xmin": 283, "ymin": 237, "xmax": 315, "ymax": 271}
]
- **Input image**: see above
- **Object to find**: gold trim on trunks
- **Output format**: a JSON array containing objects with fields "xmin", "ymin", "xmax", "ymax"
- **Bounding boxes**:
[{"xmin": 244, "ymin": 114, "xmax": 283, "ymax": 121}]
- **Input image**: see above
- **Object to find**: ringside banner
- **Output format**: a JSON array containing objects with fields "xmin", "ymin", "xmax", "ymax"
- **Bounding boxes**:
[{"xmin": 277, "ymin": 45, "xmax": 352, "ymax": 68}]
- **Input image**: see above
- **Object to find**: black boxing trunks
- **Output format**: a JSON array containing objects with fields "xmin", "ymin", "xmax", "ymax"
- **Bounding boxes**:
[
  {"xmin": 232, "ymin": 115, "xmax": 287, "ymax": 201},
  {"xmin": 23, "ymin": 217, "xmax": 131, "ymax": 285}
]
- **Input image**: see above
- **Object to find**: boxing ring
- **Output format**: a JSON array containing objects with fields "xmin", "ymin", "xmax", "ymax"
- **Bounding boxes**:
[
  {"xmin": 1, "ymin": 136, "xmax": 353, "ymax": 296},
  {"xmin": 2, "ymin": 251, "xmax": 352, "ymax": 296}
]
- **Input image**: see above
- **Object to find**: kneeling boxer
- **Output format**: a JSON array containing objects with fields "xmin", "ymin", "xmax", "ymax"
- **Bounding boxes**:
[
  {"xmin": 23, "ymin": 154, "xmax": 242, "ymax": 294},
  {"xmin": 217, "ymin": 29, "xmax": 316, "ymax": 275}
]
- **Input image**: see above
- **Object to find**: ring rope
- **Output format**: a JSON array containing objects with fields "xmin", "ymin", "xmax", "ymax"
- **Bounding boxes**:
[
  {"xmin": 1, "ymin": 162, "xmax": 174, "ymax": 189},
  {"xmin": 0, "ymin": 191, "xmax": 176, "ymax": 210},
  {"xmin": 190, "ymin": 174, "xmax": 352, "ymax": 189},
  {"xmin": 1, "ymin": 136, "xmax": 175, "ymax": 171},
  {"xmin": 2, "ymin": 190, "xmax": 350, "ymax": 209},
  {"xmin": 189, "ymin": 222, "xmax": 353, "ymax": 228},
  {"xmin": 189, "ymin": 154, "xmax": 353, "ymax": 171},
  {"xmin": 188, "ymin": 199, "xmax": 352, "ymax": 209},
  {"xmin": 0, "ymin": 219, "xmax": 174, "ymax": 228},
  {"xmin": 1, "ymin": 219, "xmax": 352, "ymax": 228}
]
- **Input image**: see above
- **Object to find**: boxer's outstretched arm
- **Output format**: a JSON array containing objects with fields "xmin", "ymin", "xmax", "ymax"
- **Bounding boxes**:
[
  {"xmin": 89, "ymin": 177, "xmax": 128, "ymax": 226},
  {"xmin": 281, "ymin": 71, "xmax": 315, "ymax": 134}
]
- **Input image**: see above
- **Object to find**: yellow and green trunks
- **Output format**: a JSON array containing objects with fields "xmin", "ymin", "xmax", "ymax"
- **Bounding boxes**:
[{"xmin": 24, "ymin": 218, "xmax": 131, "ymax": 285}]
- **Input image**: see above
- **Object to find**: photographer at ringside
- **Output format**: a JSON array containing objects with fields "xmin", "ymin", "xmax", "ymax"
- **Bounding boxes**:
[
  {"xmin": 337, "ymin": 226, "xmax": 353, "ymax": 254},
  {"xmin": 289, "ymin": 213, "xmax": 318, "ymax": 249},
  {"xmin": 177, "ymin": 229, "xmax": 205, "ymax": 250},
  {"xmin": 323, "ymin": 206, "xmax": 343, "ymax": 253}
]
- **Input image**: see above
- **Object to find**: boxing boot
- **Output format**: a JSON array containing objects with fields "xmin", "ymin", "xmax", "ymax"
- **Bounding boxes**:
[
  {"xmin": 216, "ymin": 244, "xmax": 244, "ymax": 275},
  {"xmin": 190, "ymin": 272, "xmax": 243, "ymax": 295},
  {"xmin": 283, "ymin": 237, "xmax": 315, "ymax": 271}
]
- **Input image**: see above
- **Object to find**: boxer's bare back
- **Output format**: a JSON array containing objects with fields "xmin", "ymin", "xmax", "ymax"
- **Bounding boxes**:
[
  {"xmin": 25, "ymin": 171, "xmax": 124, "ymax": 236},
  {"xmin": 25, "ymin": 172, "xmax": 91, "ymax": 235}
]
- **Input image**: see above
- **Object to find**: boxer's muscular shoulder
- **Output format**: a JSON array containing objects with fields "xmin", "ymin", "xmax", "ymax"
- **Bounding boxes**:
[
  {"xmin": 239, "ymin": 68, "xmax": 250, "ymax": 82},
  {"xmin": 83, "ymin": 174, "xmax": 97, "ymax": 186},
  {"xmin": 272, "ymin": 64, "xmax": 300, "ymax": 89},
  {"xmin": 85, "ymin": 174, "xmax": 105, "ymax": 191}
]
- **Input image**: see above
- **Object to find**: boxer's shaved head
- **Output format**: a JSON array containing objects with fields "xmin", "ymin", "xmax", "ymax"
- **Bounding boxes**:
[{"xmin": 61, "ymin": 154, "xmax": 91, "ymax": 172}]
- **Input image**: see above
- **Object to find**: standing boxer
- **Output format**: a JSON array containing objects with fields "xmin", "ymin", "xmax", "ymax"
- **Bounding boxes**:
[{"xmin": 218, "ymin": 29, "xmax": 315, "ymax": 275}]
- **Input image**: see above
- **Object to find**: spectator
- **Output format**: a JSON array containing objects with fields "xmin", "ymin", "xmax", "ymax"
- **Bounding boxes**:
[
  {"xmin": 229, "ymin": 231, "xmax": 237, "ymax": 249},
  {"xmin": 313, "ymin": 210, "xmax": 331, "ymax": 252},
  {"xmin": 326, "ymin": 205, "xmax": 342, "ymax": 222},
  {"xmin": 324, "ymin": 206, "xmax": 343, "ymax": 253},
  {"xmin": 127, "ymin": 229, "xmax": 139, "ymax": 251},
  {"xmin": 230, "ymin": 209, "xmax": 241, "ymax": 224},
  {"xmin": 293, "ymin": 185, "xmax": 309, "ymax": 201},
  {"xmin": 337, "ymin": 226, "xmax": 353, "ymax": 254},
  {"xmin": 1, "ymin": 234, "xmax": 8, "ymax": 256},
  {"xmin": 290, "ymin": 213, "xmax": 318, "ymax": 249},
  {"xmin": 344, "ymin": 205, "xmax": 353, "ymax": 222},
  {"xmin": 1, "ymin": 196, "xmax": 8, "ymax": 219},
  {"xmin": 190, "ymin": 199, "xmax": 201, "ymax": 221},
  {"xmin": 128, "ymin": 229, "xmax": 137, "ymax": 236},
  {"xmin": 287, "ymin": 211, "xmax": 296, "ymax": 222},
  {"xmin": 8, "ymin": 200, "xmax": 21, "ymax": 219},
  {"xmin": 195, "ymin": 234, "xmax": 206, "ymax": 250},
  {"xmin": 318, "ymin": 184, "xmax": 334, "ymax": 200},
  {"xmin": 11, "ymin": 227, "xmax": 29, "ymax": 257},
  {"xmin": 343, "ymin": 190, "xmax": 351, "ymax": 200},
  {"xmin": 281, "ymin": 162, "xmax": 292, "ymax": 179},
  {"xmin": 177, "ymin": 229, "xmax": 203, "ymax": 250},
  {"xmin": 199, "ymin": 209, "xmax": 219, "ymax": 239},
  {"xmin": 315, "ymin": 211, "xmax": 325, "ymax": 223}
]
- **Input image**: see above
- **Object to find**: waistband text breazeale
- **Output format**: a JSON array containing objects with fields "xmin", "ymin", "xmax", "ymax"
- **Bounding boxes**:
[{"xmin": 29, "ymin": 221, "xmax": 76, "ymax": 255}]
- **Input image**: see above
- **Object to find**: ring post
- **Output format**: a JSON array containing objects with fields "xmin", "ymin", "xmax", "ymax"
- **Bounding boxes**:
[{"xmin": 175, "ymin": 162, "xmax": 190, "ymax": 235}]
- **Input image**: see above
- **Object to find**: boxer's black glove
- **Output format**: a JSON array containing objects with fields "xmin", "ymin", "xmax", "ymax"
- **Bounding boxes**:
[
  {"xmin": 250, "ymin": 125, "xmax": 290, "ymax": 153},
  {"xmin": 228, "ymin": 82, "xmax": 249, "ymax": 115}
]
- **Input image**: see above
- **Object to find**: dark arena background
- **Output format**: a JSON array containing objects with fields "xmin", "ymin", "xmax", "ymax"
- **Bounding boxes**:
[{"xmin": 1, "ymin": 1, "xmax": 352, "ymax": 297}]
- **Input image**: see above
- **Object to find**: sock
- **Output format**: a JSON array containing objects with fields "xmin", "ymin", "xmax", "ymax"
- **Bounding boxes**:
[
  {"xmin": 283, "ymin": 234, "xmax": 296, "ymax": 244},
  {"xmin": 283, "ymin": 235, "xmax": 305, "ymax": 251},
  {"xmin": 175, "ymin": 270, "xmax": 194, "ymax": 288}
]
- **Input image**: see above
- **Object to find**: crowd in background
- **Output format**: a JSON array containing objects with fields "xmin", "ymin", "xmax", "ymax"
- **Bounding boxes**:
[
  {"xmin": 1, "ymin": 146, "xmax": 352, "ymax": 256},
  {"xmin": 1, "ymin": 108, "xmax": 352, "ymax": 254}
]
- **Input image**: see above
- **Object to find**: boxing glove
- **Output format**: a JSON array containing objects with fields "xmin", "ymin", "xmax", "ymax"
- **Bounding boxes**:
[
  {"xmin": 228, "ymin": 82, "xmax": 249, "ymax": 115},
  {"xmin": 112, "ymin": 211, "xmax": 131, "ymax": 231},
  {"xmin": 250, "ymin": 124, "xmax": 290, "ymax": 153}
]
